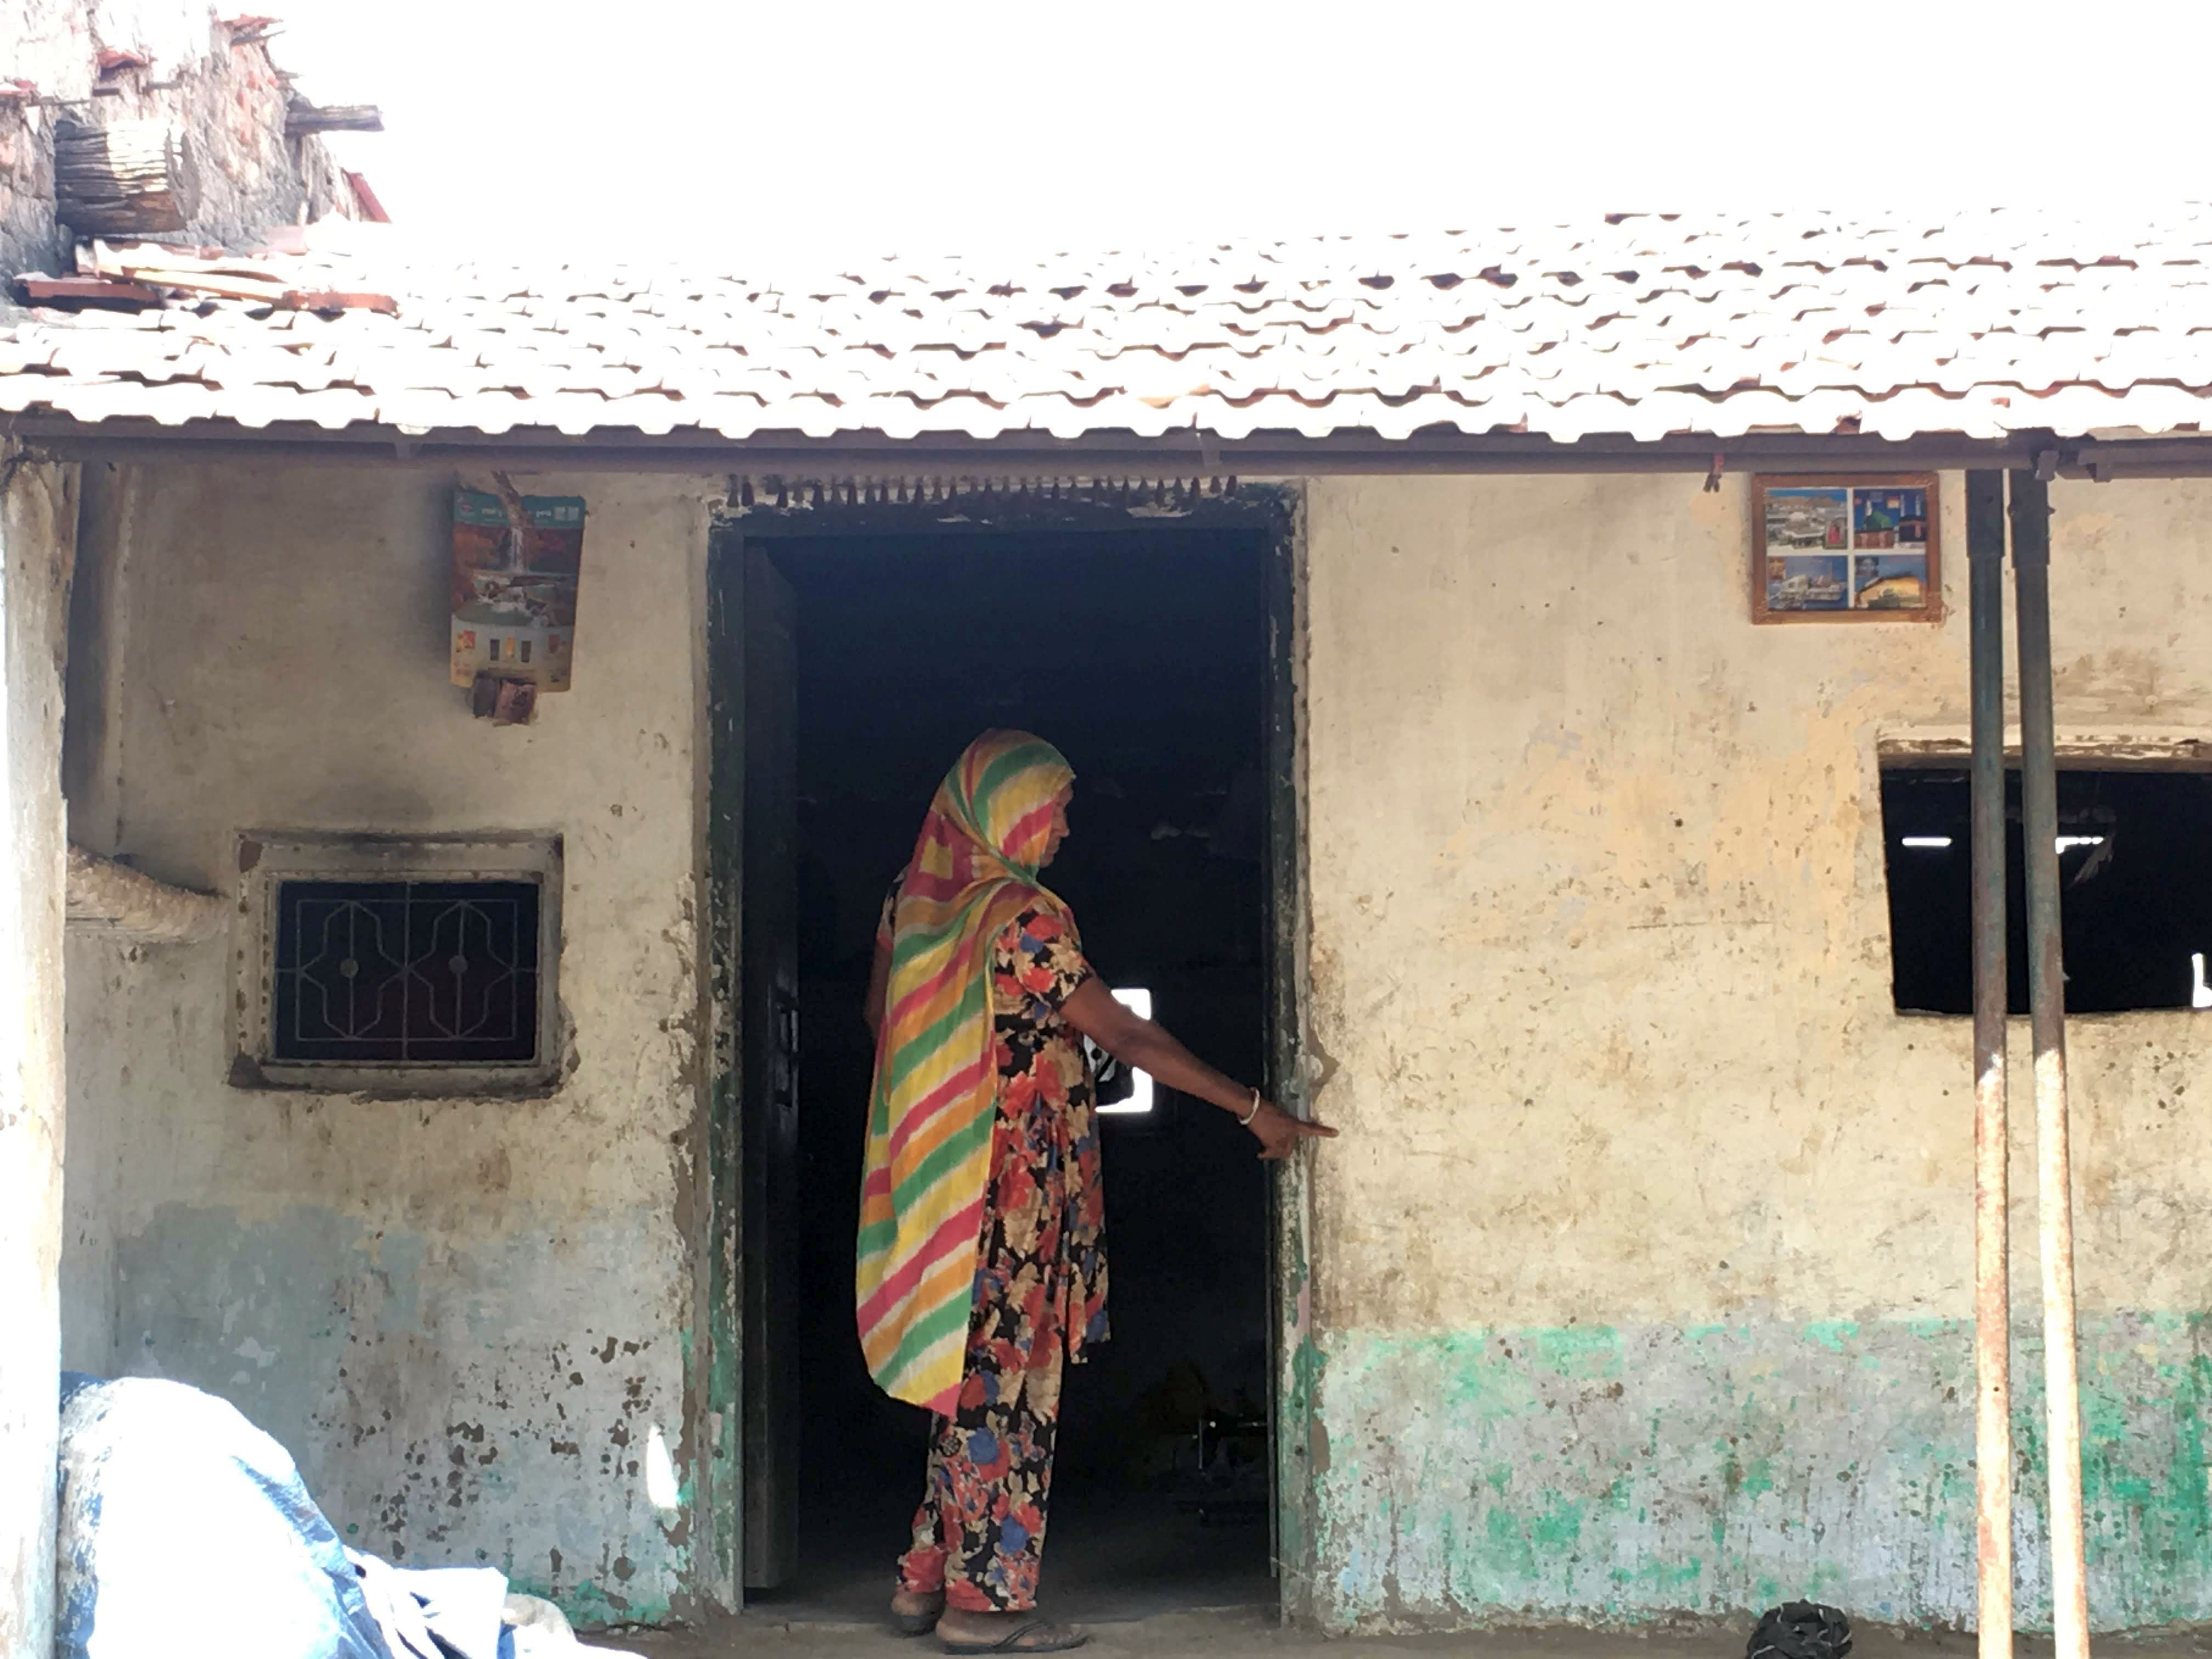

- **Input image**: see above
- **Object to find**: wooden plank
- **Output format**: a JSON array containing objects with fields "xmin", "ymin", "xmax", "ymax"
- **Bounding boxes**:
[
  {"xmin": 85, "ymin": 239, "xmax": 230, "ymax": 273},
  {"xmin": 15, "ymin": 276, "xmax": 161, "ymax": 308},
  {"xmin": 54, "ymin": 119, "xmax": 201, "ymax": 235},
  {"xmin": 284, "ymin": 290, "xmax": 399, "ymax": 315},
  {"xmin": 343, "ymin": 170, "xmax": 390, "ymax": 224},
  {"xmin": 112, "ymin": 268, "xmax": 294, "ymax": 303},
  {"xmin": 285, "ymin": 101, "xmax": 383, "ymax": 137}
]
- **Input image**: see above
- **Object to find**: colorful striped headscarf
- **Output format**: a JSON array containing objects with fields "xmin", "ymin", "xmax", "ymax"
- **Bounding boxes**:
[{"xmin": 856, "ymin": 731, "xmax": 1078, "ymax": 1412}]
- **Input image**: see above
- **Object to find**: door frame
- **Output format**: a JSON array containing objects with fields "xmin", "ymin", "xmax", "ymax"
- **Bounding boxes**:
[{"xmin": 700, "ymin": 476, "xmax": 1314, "ymax": 1617}]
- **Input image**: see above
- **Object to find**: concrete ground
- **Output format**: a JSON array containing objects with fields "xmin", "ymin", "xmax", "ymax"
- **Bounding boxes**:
[{"xmin": 589, "ymin": 1612, "xmax": 2212, "ymax": 1659}]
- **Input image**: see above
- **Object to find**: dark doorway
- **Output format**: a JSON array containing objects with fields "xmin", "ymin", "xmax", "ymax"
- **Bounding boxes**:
[{"xmin": 739, "ymin": 521, "xmax": 1282, "ymax": 1622}]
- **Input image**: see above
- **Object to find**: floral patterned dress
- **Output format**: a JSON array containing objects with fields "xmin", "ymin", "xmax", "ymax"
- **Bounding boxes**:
[{"xmin": 885, "ymin": 883, "xmax": 1109, "ymax": 1613}]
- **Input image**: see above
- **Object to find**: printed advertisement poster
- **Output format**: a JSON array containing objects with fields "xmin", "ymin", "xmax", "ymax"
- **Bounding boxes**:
[{"xmin": 449, "ymin": 488, "xmax": 585, "ymax": 692}]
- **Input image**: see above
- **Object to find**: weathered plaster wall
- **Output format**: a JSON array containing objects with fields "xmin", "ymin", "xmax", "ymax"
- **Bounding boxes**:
[
  {"xmin": 1, "ymin": 1, "xmax": 356, "ymax": 278},
  {"xmin": 60, "ymin": 460, "xmax": 715, "ymax": 1626},
  {"xmin": 1302, "ymin": 473, "xmax": 2212, "ymax": 1633},
  {"xmin": 0, "ymin": 454, "xmax": 76, "ymax": 1659}
]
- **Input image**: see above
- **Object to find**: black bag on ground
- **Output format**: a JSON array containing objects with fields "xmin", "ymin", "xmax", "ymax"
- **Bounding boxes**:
[{"xmin": 1747, "ymin": 1601, "xmax": 1853, "ymax": 1659}]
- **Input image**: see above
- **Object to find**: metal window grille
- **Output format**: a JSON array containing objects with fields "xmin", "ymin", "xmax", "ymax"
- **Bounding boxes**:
[{"xmin": 271, "ymin": 879, "xmax": 541, "ymax": 1064}]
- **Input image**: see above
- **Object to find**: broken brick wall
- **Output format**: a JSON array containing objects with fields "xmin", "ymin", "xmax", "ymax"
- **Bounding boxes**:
[{"xmin": 0, "ymin": 0, "xmax": 356, "ymax": 281}]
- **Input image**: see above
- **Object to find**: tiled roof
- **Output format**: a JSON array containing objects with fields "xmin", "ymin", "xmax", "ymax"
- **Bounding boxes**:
[{"xmin": 8, "ymin": 210, "xmax": 2212, "ymax": 448}]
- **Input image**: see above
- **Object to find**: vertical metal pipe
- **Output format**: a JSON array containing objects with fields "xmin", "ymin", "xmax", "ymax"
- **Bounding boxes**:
[
  {"xmin": 2011, "ymin": 469, "xmax": 2090, "ymax": 1659},
  {"xmin": 1966, "ymin": 470, "xmax": 2013, "ymax": 1659}
]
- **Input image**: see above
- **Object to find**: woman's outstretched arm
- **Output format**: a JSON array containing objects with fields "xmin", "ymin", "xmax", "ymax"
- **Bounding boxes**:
[{"xmin": 1059, "ymin": 978, "xmax": 1338, "ymax": 1161}]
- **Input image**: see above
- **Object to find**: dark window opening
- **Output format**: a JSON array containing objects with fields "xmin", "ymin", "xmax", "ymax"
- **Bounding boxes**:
[
  {"xmin": 1881, "ymin": 766, "xmax": 2212, "ymax": 1015},
  {"xmin": 272, "ymin": 879, "xmax": 541, "ymax": 1063}
]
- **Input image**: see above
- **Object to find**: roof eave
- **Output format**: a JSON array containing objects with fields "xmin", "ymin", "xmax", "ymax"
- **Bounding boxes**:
[{"xmin": 13, "ymin": 414, "xmax": 2212, "ymax": 479}]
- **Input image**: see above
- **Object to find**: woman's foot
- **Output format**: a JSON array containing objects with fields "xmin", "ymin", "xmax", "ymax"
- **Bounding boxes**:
[
  {"xmin": 937, "ymin": 1607, "xmax": 1088, "ymax": 1654},
  {"xmin": 890, "ymin": 1588, "xmax": 947, "ymax": 1635}
]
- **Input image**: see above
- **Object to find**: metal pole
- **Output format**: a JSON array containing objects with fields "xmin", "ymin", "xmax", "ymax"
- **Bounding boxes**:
[
  {"xmin": 1966, "ymin": 470, "xmax": 2013, "ymax": 1659},
  {"xmin": 2011, "ymin": 469, "xmax": 2090, "ymax": 1659}
]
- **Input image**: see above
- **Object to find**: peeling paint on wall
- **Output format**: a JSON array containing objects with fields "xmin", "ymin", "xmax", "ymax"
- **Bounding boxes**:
[
  {"xmin": 1301, "ymin": 474, "xmax": 2212, "ymax": 1634},
  {"xmin": 1314, "ymin": 1317, "xmax": 2212, "ymax": 1634},
  {"xmin": 59, "ymin": 460, "xmax": 2212, "ymax": 1638},
  {"xmin": 60, "ymin": 465, "xmax": 716, "ymax": 1629},
  {"xmin": 108, "ymin": 1203, "xmax": 686, "ymax": 1620},
  {"xmin": 1, "ymin": 458, "xmax": 77, "ymax": 1659}
]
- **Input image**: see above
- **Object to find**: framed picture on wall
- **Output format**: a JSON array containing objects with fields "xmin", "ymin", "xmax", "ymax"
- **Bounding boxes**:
[{"xmin": 1751, "ymin": 475, "xmax": 1942, "ymax": 624}]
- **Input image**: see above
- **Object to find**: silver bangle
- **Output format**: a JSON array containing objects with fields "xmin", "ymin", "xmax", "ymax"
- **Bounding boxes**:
[{"xmin": 1238, "ymin": 1088, "xmax": 1262, "ymax": 1127}]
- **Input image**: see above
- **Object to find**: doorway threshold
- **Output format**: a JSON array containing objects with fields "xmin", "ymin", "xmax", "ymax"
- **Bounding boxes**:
[{"xmin": 743, "ymin": 1483, "xmax": 1274, "ymax": 1628}]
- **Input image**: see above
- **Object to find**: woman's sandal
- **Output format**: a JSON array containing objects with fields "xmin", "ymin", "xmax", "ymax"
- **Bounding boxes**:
[
  {"xmin": 890, "ymin": 1590, "xmax": 947, "ymax": 1635},
  {"xmin": 939, "ymin": 1618, "xmax": 1089, "ymax": 1655}
]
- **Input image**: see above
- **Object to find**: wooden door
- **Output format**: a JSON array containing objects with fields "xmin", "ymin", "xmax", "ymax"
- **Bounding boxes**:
[{"xmin": 741, "ymin": 545, "xmax": 802, "ymax": 1589}]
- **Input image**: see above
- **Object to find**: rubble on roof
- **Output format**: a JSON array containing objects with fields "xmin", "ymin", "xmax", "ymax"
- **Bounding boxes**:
[
  {"xmin": 0, "ymin": 5, "xmax": 386, "ymax": 287},
  {"xmin": 9, "ymin": 236, "xmax": 397, "ymax": 314},
  {"xmin": 5, "ymin": 210, "xmax": 2212, "ymax": 447},
  {"xmin": 83, "ymin": 239, "xmax": 395, "ymax": 311}
]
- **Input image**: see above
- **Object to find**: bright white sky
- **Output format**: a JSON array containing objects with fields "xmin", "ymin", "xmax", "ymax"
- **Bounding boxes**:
[{"xmin": 271, "ymin": 0, "xmax": 2212, "ymax": 261}]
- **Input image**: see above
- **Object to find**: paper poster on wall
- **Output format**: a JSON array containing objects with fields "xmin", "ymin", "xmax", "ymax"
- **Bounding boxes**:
[{"xmin": 449, "ymin": 483, "xmax": 585, "ymax": 693}]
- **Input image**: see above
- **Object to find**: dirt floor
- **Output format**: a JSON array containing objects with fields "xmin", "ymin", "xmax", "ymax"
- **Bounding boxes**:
[{"xmin": 587, "ymin": 1611, "xmax": 2212, "ymax": 1659}]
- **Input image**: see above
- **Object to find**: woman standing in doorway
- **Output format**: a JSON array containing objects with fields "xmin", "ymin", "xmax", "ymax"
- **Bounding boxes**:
[{"xmin": 860, "ymin": 730, "xmax": 1334, "ymax": 1655}]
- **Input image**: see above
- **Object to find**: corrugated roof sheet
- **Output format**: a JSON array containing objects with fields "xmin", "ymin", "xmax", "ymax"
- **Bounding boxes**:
[{"xmin": 9, "ymin": 210, "xmax": 2212, "ymax": 447}]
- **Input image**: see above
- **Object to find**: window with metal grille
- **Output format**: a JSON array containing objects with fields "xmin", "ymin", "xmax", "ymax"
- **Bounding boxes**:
[
  {"xmin": 272, "ymin": 880, "xmax": 541, "ymax": 1064},
  {"xmin": 233, "ymin": 833, "xmax": 562, "ymax": 1093}
]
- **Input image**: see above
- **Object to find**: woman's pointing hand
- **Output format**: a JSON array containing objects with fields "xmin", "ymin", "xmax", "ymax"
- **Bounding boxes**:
[{"xmin": 1244, "ymin": 1098, "xmax": 1338, "ymax": 1161}]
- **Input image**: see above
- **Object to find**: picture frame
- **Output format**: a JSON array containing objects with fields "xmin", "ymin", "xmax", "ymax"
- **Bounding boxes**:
[{"xmin": 1751, "ymin": 474, "xmax": 1943, "ymax": 625}]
